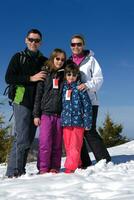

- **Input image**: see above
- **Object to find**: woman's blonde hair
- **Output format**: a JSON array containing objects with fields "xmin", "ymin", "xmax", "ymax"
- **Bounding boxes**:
[{"xmin": 70, "ymin": 34, "xmax": 85, "ymax": 45}]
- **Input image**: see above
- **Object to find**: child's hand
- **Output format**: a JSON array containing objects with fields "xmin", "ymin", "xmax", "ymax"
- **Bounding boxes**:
[{"xmin": 34, "ymin": 117, "xmax": 41, "ymax": 126}]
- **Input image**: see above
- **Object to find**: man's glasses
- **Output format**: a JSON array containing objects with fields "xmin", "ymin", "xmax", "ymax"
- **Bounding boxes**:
[
  {"xmin": 55, "ymin": 57, "xmax": 65, "ymax": 62},
  {"xmin": 66, "ymin": 72, "xmax": 78, "ymax": 77},
  {"xmin": 71, "ymin": 42, "xmax": 83, "ymax": 47},
  {"xmin": 28, "ymin": 38, "xmax": 41, "ymax": 43}
]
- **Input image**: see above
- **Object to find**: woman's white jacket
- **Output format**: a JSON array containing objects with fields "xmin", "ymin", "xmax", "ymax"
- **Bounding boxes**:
[{"xmin": 79, "ymin": 50, "xmax": 103, "ymax": 105}]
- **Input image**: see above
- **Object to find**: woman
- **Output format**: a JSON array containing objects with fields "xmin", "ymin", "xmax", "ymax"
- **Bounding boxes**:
[{"xmin": 67, "ymin": 34, "xmax": 111, "ymax": 167}]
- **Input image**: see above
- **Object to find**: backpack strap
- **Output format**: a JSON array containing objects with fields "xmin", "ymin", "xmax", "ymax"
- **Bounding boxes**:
[
  {"xmin": 19, "ymin": 51, "xmax": 27, "ymax": 65},
  {"xmin": 3, "ymin": 85, "xmax": 10, "ymax": 96}
]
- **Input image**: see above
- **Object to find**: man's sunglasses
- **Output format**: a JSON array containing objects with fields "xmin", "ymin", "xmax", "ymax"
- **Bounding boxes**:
[
  {"xmin": 71, "ymin": 42, "xmax": 83, "ymax": 47},
  {"xmin": 28, "ymin": 38, "xmax": 41, "ymax": 43}
]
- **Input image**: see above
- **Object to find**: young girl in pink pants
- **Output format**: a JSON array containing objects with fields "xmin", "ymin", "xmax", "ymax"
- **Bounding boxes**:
[{"xmin": 61, "ymin": 63, "xmax": 92, "ymax": 173}]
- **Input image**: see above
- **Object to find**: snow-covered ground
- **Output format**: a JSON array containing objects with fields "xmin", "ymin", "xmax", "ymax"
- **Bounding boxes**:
[{"xmin": 0, "ymin": 141, "xmax": 134, "ymax": 200}]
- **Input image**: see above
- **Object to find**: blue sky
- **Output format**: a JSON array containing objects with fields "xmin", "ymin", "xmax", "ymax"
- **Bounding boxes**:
[{"xmin": 0, "ymin": 0, "xmax": 134, "ymax": 138}]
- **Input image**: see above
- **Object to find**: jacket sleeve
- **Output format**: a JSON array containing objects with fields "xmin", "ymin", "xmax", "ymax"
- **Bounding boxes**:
[
  {"xmin": 85, "ymin": 56, "xmax": 103, "ymax": 92},
  {"xmin": 5, "ymin": 53, "xmax": 31, "ymax": 85},
  {"xmin": 33, "ymin": 81, "xmax": 44, "ymax": 118},
  {"xmin": 80, "ymin": 90, "xmax": 92, "ymax": 129}
]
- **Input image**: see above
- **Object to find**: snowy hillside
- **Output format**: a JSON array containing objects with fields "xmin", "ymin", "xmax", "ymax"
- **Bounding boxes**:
[{"xmin": 0, "ymin": 141, "xmax": 134, "ymax": 200}]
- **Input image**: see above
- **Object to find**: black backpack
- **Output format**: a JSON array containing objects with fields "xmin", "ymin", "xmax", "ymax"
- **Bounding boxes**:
[
  {"xmin": 3, "ymin": 51, "xmax": 27, "ymax": 106},
  {"xmin": 3, "ymin": 84, "xmax": 16, "ymax": 106}
]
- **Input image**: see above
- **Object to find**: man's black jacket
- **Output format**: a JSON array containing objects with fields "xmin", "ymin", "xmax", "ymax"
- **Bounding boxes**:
[{"xmin": 5, "ymin": 48, "xmax": 47, "ymax": 110}]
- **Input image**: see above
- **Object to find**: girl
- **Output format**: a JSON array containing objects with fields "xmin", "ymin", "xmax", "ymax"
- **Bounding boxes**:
[
  {"xmin": 61, "ymin": 63, "xmax": 92, "ymax": 173},
  {"xmin": 33, "ymin": 48, "xmax": 66, "ymax": 174}
]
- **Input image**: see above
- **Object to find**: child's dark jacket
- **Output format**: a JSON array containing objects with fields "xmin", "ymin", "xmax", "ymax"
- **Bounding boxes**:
[
  {"xmin": 33, "ymin": 68, "xmax": 64, "ymax": 118},
  {"xmin": 61, "ymin": 81, "xmax": 92, "ymax": 129}
]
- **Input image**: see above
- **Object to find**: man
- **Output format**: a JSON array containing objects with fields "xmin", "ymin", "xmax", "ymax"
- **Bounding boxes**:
[
  {"xmin": 5, "ymin": 29, "xmax": 47, "ymax": 177},
  {"xmin": 68, "ymin": 34, "xmax": 111, "ymax": 168}
]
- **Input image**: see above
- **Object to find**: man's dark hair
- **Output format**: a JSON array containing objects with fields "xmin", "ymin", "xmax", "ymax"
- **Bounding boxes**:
[{"xmin": 26, "ymin": 29, "xmax": 42, "ymax": 40}]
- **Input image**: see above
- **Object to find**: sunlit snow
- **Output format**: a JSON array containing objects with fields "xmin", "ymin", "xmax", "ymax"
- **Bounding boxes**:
[{"xmin": 0, "ymin": 141, "xmax": 134, "ymax": 200}]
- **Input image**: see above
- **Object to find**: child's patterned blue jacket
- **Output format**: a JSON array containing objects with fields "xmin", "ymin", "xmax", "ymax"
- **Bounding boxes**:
[{"xmin": 61, "ymin": 81, "xmax": 92, "ymax": 129}]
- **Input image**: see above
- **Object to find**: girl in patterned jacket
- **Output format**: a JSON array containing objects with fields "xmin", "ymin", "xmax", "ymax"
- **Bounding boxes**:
[{"xmin": 61, "ymin": 63, "xmax": 92, "ymax": 173}]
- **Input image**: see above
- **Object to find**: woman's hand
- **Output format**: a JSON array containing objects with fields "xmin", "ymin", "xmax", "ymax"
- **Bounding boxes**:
[
  {"xmin": 34, "ymin": 117, "xmax": 41, "ymax": 126},
  {"xmin": 77, "ymin": 83, "xmax": 87, "ymax": 91}
]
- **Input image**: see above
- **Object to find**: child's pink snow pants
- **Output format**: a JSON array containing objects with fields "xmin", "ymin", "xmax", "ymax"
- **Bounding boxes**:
[{"xmin": 63, "ymin": 126, "xmax": 84, "ymax": 171}]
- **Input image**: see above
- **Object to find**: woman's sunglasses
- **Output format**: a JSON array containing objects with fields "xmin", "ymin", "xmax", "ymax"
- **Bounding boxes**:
[{"xmin": 71, "ymin": 42, "xmax": 83, "ymax": 47}]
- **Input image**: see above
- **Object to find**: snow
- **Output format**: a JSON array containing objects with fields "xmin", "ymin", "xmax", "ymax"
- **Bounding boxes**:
[{"xmin": 0, "ymin": 141, "xmax": 134, "ymax": 200}]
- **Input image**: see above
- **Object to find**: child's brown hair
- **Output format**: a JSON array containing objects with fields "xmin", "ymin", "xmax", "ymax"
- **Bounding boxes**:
[
  {"xmin": 43, "ymin": 48, "xmax": 66, "ymax": 72},
  {"xmin": 64, "ymin": 63, "xmax": 80, "ymax": 81}
]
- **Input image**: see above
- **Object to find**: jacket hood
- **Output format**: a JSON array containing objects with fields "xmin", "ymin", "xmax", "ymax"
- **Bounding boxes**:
[{"xmin": 83, "ymin": 49, "xmax": 94, "ymax": 57}]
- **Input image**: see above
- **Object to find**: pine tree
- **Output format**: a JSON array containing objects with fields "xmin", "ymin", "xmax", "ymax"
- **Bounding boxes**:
[
  {"xmin": 0, "ymin": 114, "xmax": 13, "ymax": 163},
  {"xmin": 98, "ymin": 113, "xmax": 129, "ymax": 148}
]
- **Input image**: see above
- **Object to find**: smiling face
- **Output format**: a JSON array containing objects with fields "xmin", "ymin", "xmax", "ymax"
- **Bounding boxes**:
[
  {"xmin": 53, "ymin": 53, "xmax": 66, "ymax": 69},
  {"xmin": 25, "ymin": 33, "xmax": 41, "ymax": 52},
  {"xmin": 65, "ymin": 72, "xmax": 78, "ymax": 83},
  {"xmin": 70, "ymin": 37, "xmax": 84, "ymax": 55}
]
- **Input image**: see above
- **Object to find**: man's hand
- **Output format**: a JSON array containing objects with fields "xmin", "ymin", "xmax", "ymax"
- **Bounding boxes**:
[
  {"xmin": 34, "ymin": 117, "xmax": 41, "ymax": 126},
  {"xmin": 30, "ymin": 71, "xmax": 46, "ymax": 82}
]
